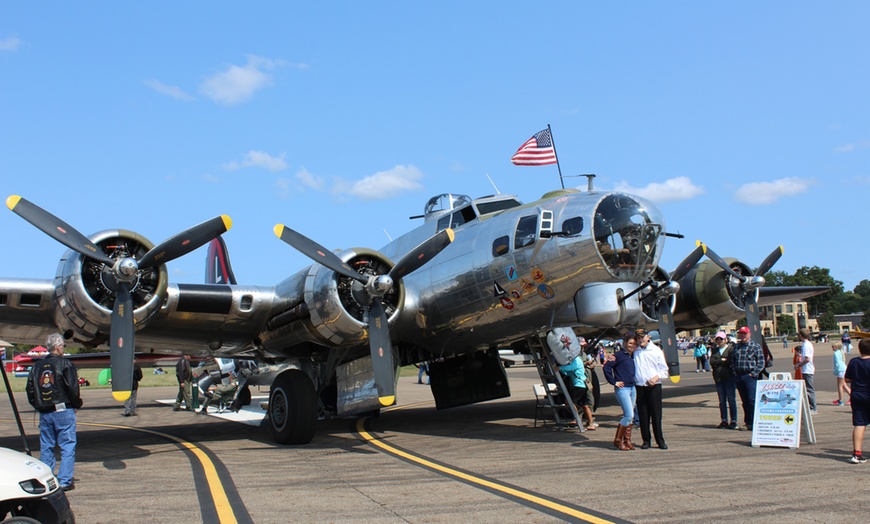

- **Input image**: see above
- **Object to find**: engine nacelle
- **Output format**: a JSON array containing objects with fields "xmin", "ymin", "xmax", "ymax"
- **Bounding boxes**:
[
  {"xmin": 260, "ymin": 248, "xmax": 405, "ymax": 351},
  {"xmin": 52, "ymin": 229, "xmax": 168, "ymax": 347},
  {"xmin": 673, "ymin": 257, "xmax": 753, "ymax": 330},
  {"xmin": 639, "ymin": 265, "xmax": 676, "ymax": 323}
]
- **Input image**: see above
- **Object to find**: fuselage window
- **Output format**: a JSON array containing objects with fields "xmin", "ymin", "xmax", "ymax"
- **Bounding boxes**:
[
  {"xmin": 492, "ymin": 236, "xmax": 510, "ymax": 257},
  {"xmin": 437, "ymin": 215, "xmax": 451, "ymax": 232},
  {"xmin": 561, "ymin": 217, "xmax": 583, "ymax": 236},
  {"xmin": 514, "ymin": 215, "xmax": 538, "ymax": 249}
]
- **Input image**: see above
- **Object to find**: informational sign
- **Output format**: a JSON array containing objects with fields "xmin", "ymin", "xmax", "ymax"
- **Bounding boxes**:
[{"xmin": 751, "ymin": 379, "xmax": 804, "ymax": 448}]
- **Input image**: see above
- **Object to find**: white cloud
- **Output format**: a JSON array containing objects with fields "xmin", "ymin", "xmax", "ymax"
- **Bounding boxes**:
[
  {"xmin": 613, "ymin": 176, "xmax": 704, "ymax": 203},
  {"xmin": 834, "ymin": 140, "xmax": 870, "ymax": 153},
  {"xmin": 0, "ymin": 36, "xmax": 21, "ymax": 51},
  {"xmin": 199, "ymin": 55, "xmax": 289, "ymax": 105},
  {"xmin": 223, "ymin": 150, "xmax": 288, "ymax": 172},
  {"xmin": 143, "ymin": 79, "xmax": 195, "ymax": 101},
  {"xmin": 733, "ymin": 177, "xmax": 814, "ymax": 205},
  {"xmin": 295, "ymin": 167, "xmax": 324, "ymax": 190},
  {"xmin": 333, "ymin": 165, "xmax": 425, "ymax": 200}
]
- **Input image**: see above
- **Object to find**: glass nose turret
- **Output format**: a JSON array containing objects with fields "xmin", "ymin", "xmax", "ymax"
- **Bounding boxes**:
[{"xmin": 592, "ymin": 193, "xmax": 665, "ymax": 281}]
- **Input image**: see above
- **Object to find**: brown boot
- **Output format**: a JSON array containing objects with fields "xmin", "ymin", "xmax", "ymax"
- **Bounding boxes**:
[
  {"xmin": 613, "ymin": 425, "xmax": 629, "ymax": 450},
  {"xmin": 623, "ymin": 424, "xmax": 635, "ymax": 450}
]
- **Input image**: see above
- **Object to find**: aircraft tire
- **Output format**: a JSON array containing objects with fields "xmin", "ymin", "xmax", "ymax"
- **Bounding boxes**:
[
  {"xmin": 269, "ymin": 369, "xmax": 317, "ymax": 445},
  {"xmin": 238, "ymin": 385, "xmax": 252, "ymax": 406}
]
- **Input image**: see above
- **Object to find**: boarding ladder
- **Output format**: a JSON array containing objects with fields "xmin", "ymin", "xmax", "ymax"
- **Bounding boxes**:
[{"xmin": 529, "ymin": 335, "xmax": 584, "ymax": 432}]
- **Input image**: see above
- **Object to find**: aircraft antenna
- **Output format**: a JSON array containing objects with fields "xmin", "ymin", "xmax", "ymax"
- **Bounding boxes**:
[
  {"xmin": 582, "ymin": 174, "xmax": 596, "ymax": 192},
  {"xmin": 383, "ymin": 228, "xmax": 393, "ymax": 241},
  {"xmin": 485, "ymin": 173, "xmax": 501, "ymax": 194}
]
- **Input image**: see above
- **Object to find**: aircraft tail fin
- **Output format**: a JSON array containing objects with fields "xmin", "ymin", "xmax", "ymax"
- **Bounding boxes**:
[{"xmin": 205, "ymin": 237, "xmax": 238, "ymax": 285}]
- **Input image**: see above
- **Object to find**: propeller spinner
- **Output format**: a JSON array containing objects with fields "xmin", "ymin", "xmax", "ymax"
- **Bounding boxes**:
[
  {"xmin": 7, "ymin": 195, "xmax": 232, "ymax": 401},
  {"xmin": 274, "ymin": 225, "xmax": 454, "ymax": 406},
  {"xmin": 697, "ymin": 241, "xmax": 784, "ymax": 347}
]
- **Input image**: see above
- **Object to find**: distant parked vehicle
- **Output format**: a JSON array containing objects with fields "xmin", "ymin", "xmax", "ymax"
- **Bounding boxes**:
[{"xmin": 499, "ymin": 350, "xmax": 534, "ymax": 368}]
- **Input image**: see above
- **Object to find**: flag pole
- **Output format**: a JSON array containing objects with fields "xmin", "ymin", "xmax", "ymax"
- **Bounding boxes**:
[{"xmin": 548, "ymin": 124, "xmax": 565, "ymax": 189}]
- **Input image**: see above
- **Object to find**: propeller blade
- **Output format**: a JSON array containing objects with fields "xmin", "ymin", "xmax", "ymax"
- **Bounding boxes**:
[
  {"xmin": 755, "ymin": 245, "xmax": 784, "ymax": 277},
  {"xmin": 138, "ymin": 215, "xmax": 232, "ymax": 269},
  {"xmin": 6, "ymin": 195, "xmax": 114, "ymax": 266},
  {"xmin": 670, "ymin": 244, "xmax": 706, "ymax": 282},
  {"xmin": 389, "ymin": 228, "xmax": 455, "ymax": 280},
  {"xmin": 656, "ymin": 299, "xmax": 681, "ymax": 383},
  {"xmin": 109, "ymin": 283, "xmax": 134, "ymax": 402},
  {"xmin": 274, "ymin": 225, "xmax": 367, "ymax": 284},
  {"xmin": 744, "ymin": 291, "xmax": 764, "ymax": 347},
  {"xmin": 368, "ymin": 297, "xmax": 396, "ymax": 406},
  {"xmin": 696, "ymin": 241, "xmax": 745, "ymax": 281}
]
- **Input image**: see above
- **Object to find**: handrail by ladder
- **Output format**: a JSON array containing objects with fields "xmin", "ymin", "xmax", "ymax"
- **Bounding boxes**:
[{"xmin": 530, "ymin": 335, "xmax": 584, "ymax": 431}]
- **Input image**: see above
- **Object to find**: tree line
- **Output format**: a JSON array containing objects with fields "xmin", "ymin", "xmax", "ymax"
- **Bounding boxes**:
[{"xmin": 766, "ymin": 266, "xmax": 870, "ymax": 332}]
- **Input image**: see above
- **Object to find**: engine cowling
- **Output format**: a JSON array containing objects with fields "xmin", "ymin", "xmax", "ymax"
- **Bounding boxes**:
[
  {"xmin": 639, "ymin": 265, "xmax": 676, "ymax": 323},
  {"xmin": 52, "ymin": 229, "xmax": 168, "ymax": 347},
  {"xmin": 672, "ymin": 257, "xmax": 753, "ymax": 330},
  {"xmin": 260, "ymin": 248, "xmax": 405, "ymax": 351}
]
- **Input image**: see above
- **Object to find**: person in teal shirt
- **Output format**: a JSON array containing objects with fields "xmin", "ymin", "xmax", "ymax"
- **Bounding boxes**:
[
  {"xmin": 694, "ymin": 341, "xmax": 708, "ymax": 372},
  {"xmin": 559, "ymin": 356, "xmax": 594, "ymax": 429}
]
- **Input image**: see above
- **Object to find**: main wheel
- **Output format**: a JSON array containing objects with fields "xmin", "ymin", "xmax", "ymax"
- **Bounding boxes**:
[{"xmin": 269, "ymin": 369, "xmax": 317, "ymax": 445}]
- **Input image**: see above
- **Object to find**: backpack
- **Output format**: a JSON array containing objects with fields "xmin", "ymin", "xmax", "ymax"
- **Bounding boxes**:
[{"xmin": 30, "ymin": 358, "xmax": 65, "ymax": 410}]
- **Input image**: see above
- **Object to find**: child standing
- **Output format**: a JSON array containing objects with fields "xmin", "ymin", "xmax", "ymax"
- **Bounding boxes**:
[
  {"xmin": 845, "ymin": 339, "xmax": 870, "ymax": 464},
  {"xmin": 832, "ymin": 343, "xmax": 851, "ymax": 406}
]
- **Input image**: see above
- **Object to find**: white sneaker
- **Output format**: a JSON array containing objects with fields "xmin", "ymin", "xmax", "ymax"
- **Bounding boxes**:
[{"xmin": 850, "ymin": 454, "xmax": 866, "ymax": 464}]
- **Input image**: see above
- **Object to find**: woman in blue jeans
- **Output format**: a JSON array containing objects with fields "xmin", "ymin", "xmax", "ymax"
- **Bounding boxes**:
[{"xmin": 603, "ymin": 333, "xmax": 638, "ymax": 451}]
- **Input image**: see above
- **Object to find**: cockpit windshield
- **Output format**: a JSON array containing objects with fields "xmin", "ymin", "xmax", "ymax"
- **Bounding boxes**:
[{"xmin": 592, "ymin": 194, "xmax": 664, "ymax": 281}]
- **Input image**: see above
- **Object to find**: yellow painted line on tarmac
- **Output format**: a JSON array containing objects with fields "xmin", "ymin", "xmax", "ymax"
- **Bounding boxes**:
[
  {"xmin": 355, "ymin": 418, "xmax": 621, "ymax": 524},
  {"xmin": 80, "ymin": 421, "xmax": 238, "ymax": 524}
]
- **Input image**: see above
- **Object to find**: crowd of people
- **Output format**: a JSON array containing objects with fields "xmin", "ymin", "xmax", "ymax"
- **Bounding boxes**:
[
  {"xmin": 15, "ymin": 325, "xmax": 870, "ymax": 497},
  {"xmin": 554, "ymin": 327, "xmax": 870, "ymax": 464}
]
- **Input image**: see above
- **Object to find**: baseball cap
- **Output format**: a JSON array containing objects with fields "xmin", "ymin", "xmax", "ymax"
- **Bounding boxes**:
[
  {"xmin": 715, "ymin": 331, "xmax": 727, "ymax": 339},
  {"xmin": 635, "ymin": 328, "xmax": 647, "ymax": 336},
  {"xmin": 738, "ymin": 326, "xmax": 751, "ymax": 334}
]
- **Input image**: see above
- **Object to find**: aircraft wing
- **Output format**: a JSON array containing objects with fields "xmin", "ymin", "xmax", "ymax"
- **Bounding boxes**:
[
  {"xmin": 757, "ymin": 286, "xmax": 830, "ymax": 306},
  {"xmin": 0, "ymin": 277, "xmax": 277, "ymax": 358}
]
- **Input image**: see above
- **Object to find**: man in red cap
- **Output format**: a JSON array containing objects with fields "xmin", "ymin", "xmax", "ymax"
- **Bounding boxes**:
[{"xmin": 729, "ymin": 326, "xmax": 765, "ymax": 431}]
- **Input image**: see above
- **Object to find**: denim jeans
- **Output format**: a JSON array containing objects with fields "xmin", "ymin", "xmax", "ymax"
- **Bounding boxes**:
[
  {"xmin": 803, "ymin": 374, "xmax": 816, "ymax": 410},
  {"xmin": 614, "ymin": 385, "xmax": 636, "ymax": 426},
  {"xmin": 39, "ymin": 408, "xmax": 77, "ymax": 486},
  {"xmin": 716, "ymin": 377, "xmax": 737, "ymax": 423},
  {"xmin": 733, "ymin": 374, "xmax": 757, "ymax": 428}
]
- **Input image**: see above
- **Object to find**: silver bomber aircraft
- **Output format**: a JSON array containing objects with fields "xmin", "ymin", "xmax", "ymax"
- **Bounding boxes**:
[{"xmin": 0, "ymin": 189, "xmax": 827, "ymax": 445}]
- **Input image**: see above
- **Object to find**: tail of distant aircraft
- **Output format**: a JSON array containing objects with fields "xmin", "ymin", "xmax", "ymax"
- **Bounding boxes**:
[{"xmin": 206, "ymin": 237, "xmax": 237, "ymax": 285}]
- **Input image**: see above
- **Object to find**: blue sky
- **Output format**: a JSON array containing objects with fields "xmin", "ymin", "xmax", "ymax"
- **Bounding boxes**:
[{"xmin": 1, "ymin": 3, "xmax": 868, "ymax": 292}]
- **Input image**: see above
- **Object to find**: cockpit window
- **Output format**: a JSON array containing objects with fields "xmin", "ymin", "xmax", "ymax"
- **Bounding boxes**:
[
  {"xmin": 514, "ymin": 215, "xmax": 538, "ymax": 249},
  {"xmin": 593, "ymin": 194, "xmax": 663, "ymax": 281}
]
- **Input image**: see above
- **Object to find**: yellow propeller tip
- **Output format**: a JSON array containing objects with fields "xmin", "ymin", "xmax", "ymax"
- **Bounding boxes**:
[
  {"xmin": 6, "ymin": 195, "xmax": 21, "ymax": 210},
  {"xmin": 670, "ymin": 375, "xmax": 681, "ymax": 384},
  {"xmin": 273, "ymin": 224, "xmax": 285, "ymax": 238},
  {"xmin": 221, "ymin": 215, "xmax": 233, "ymax": 231},
  {"xmin": 445, "ymin": 228, "xmax": 455, "ymax": 243},
  {"xmin": 378, "ymin": 395, "xmax": 395, "ymax": 407},
  {"xmin": 694, "ymin": 239, "xmax": 702, "ymax": 247},
  {"xmin": 113, "ymin": 391, "xmax": 132, "ymax": 402}
]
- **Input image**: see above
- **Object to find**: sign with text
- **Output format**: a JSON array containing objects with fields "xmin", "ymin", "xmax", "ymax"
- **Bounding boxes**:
[{"xmin": 751, "ymin": 379, "xmax": 804, "ymax": 449}]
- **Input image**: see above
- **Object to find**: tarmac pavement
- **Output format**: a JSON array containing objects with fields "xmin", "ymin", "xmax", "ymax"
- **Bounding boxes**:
[{"xmin": 1, "ymin": 346, "xmax": 867, "ymax": 523}]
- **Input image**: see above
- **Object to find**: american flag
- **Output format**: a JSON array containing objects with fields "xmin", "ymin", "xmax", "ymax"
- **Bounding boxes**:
[{"xmin": 511, "ymin": 129, "xmax": 557, "ymax": 166}]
